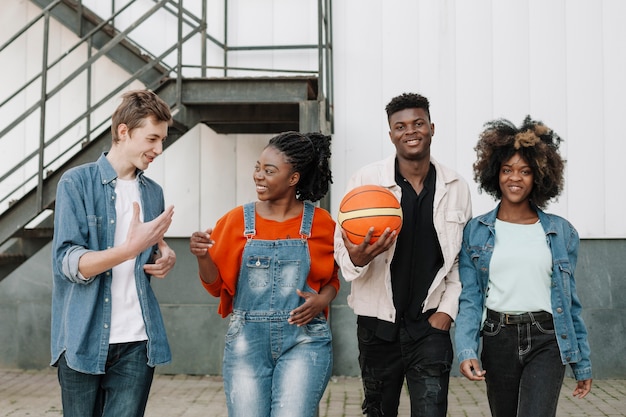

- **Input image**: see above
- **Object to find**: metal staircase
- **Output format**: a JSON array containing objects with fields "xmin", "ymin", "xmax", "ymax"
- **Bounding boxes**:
[{"xmin": 0, "ymin": 0, "xmax": 333, "ymax": 282}]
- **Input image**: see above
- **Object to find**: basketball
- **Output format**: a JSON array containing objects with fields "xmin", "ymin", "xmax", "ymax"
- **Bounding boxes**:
[{"xmin": 337, "ymin": 185, "xmax": 402, "ymax": 244}]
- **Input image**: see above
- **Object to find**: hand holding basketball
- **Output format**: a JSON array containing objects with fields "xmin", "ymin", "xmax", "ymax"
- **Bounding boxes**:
[
  {"xmin": 340, "ymin": 224, "xmax": 397, "ymax": 267},
  {"xmin": 337, "ymin": 185, "xmax": 403, "ymax": 245}
]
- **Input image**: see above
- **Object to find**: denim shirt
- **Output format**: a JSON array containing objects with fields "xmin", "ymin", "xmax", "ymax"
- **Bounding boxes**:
[
  {"xmin": 454, "ymin": 204, "xmax": 592, "ymax": 381},
  {"xmin": 51, "ymin": 153, "xmax": 171, "ymax": 374}
]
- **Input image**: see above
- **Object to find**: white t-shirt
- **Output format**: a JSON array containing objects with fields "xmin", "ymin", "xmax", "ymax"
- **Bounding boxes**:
[
  {"xmin": 485, "ymin": 219, "xmax": 553, "ymax": 314},
  {"xmin": 109, "ymin": 178, "xmax": 148, "ymax": 344}
]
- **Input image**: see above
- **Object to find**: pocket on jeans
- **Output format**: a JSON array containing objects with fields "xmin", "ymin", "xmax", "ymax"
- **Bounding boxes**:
[
  {"xmin": 480, "ymin": 318, "xmax": 502, "ymax": 337},
  {"xmin": 303, "ymin": 317, "xmax": 330, "ymax": 338},
  {"xmin": 224, "ymin": 314, "xmax": 244, "ymax": 341},
  {"xmin": 357, "ymin": 325, "xmax": 376, "ymax": 344},
  {"xmin": 535, "ymin": 320, "xmax": 556, "ymax": 335},
  {"xmin": 245, "ymin": 256, "xmax": 270, "ymax": 287}
]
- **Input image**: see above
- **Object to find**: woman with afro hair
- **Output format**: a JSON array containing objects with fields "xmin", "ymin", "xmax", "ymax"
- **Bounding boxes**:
[{"xmin": 454, "ymin": 116, "xmax": 592, "ymax": 417}]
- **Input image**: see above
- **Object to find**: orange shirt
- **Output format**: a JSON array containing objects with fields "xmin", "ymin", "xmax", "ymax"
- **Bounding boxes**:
[{"xmin": 201, "ymin": 204, "xmax": 340, "ymax": 318}]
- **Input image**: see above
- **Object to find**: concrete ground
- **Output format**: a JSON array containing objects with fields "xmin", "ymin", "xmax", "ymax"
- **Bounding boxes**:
[{"xmin": 1, "ymin": 367, "xmax": 624, "ymax": 416}]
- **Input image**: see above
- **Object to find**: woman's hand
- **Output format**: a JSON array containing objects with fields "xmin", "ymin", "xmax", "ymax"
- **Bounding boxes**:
[
  {"xmin": 288, "ymin": 285, "xmax": 337, "ymax": 326},
  {"xmin": 572, "ymin": 379, "xmax": 592, "ymax": 399},
  {"xmin": 189, "ymin": 228, "xmax": 218, "ymax": 285},
  {"xmin": 459, "ymin": 359, "xmax": 486, "ymax": 381},
  {"xmin": 189, "ymin": 229, "xmax": 214, "ymax": 257}
]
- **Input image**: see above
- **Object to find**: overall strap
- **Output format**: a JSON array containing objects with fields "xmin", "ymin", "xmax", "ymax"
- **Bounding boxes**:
[
  {"xmin": 243, "ymin": 202, "xmax": 256, "ymax": 239},
  {"xmin": 299, "ymin": 201, "xmax": 315, "ymax": 238}
]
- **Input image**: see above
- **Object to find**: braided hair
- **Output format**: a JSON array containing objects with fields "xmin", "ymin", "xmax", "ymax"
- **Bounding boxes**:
[
  {"xmin": 267, "ymin": 131, "xmax": 333, "ymax": 202},
  {"xmin": 473, "ymin": 116, "xmax": 565, "ymax": 209}
]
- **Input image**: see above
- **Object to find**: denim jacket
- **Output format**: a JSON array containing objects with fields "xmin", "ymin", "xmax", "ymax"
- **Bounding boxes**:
[
  {"xmin": 334, "ymin": 155, "xmax": 472, "ymax": 323},
  {"xmin": 454, "ymin": 204, "xmax": 592, "ymax": 381},
  {"xmin": 51, "ymin": 153, "xmax": 171, "ymax": 374}
]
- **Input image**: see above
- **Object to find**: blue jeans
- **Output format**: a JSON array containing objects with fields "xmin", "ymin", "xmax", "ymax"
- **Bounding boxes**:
[
  {"xmin": 481, "ymin": 316, "xmax": 566, "ymax": 417},
  {"xmin": 57, "ymin": 341, "xmax": 154, "ymax": 417},
  {"xmin": 222, "ymin": 312, "xmax": 332, "ymax": 417},
  {"xmin": 357, "ymin": 324, "xmax": 452, "ymax": 417}
]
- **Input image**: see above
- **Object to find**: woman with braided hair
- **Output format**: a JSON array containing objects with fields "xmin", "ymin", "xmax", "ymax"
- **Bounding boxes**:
[
  {"xmin": 189, "ymin": 131, "xmax": 339, "ymax": 417},
  {"xmin": 454, "ymin": 116, "xmax": 592, "ymax": 417}
]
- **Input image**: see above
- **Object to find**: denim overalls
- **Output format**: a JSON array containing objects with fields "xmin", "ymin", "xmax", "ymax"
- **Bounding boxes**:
[{"xmin": 222, "ymin": 201, "xmax": 333, "ymax": 417}]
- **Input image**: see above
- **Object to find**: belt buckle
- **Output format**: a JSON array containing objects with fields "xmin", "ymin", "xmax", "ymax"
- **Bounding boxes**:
[{"xmin": 503, "ymin": 313, "xmax": 513, "ymax": 325}]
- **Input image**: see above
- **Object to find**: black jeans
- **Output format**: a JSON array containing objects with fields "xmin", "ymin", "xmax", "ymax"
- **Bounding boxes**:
[
  {"xmin": 481, "ymin": 315, "xmax": 566, "ymax": 417},
  {"xmin": 357, "ymin": 324, "xmax": 452, "ymax": 417}
]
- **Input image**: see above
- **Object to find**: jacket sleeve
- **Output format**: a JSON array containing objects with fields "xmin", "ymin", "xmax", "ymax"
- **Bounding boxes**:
[
  {"xmin": 565, "ymin": 225, "xmax": 593, "ymax": 380},
  {"xmin": 454, "ymin": 222, "xmax": 484, "ymax": 363},
  {"xmin": 53, "ymin": 175, "xmax": 96, "ymax": 285},
  {"xmin": 333, "ymin": 220, "xmax": 371, "ymax": 282},
  {"xmin": 333, "ymin": 173, "xmax": 373, "ymax": 282},
  {"xmin": 436, "ymin": 185, "xmax": 472, "ymax": 320}
]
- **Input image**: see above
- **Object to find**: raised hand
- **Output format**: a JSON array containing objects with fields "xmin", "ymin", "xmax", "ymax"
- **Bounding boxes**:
[
  {"xmin": 189, "ymin": 229, "xmax": 214, "ymax": 258},
  {"xmin": 124, "ymin": 203, "xmax": 174, "ymax": 258}
]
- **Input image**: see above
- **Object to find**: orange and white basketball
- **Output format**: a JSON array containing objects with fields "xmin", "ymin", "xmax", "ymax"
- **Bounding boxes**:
[{"xmin": 337, "ymin": 185, "xmax": 402, "ymax": 244}]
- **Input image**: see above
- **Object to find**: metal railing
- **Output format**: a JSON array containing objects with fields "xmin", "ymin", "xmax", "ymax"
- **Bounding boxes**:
[{"xmin": 0, "ymin": 0, "xmax": 333, "ymax": 218}]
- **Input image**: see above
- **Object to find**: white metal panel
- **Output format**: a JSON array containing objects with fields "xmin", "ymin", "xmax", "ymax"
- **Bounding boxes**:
[
  {"xmin": 420, "ymin": 1, "xmax": 459, "ymax": 172},
  {"xmin": 234, "ymin": 134, "xmax": 270, "ymax": 205},
  {"xmin": 453, "ymin": 0, "xmax": 496, "ymax": 217},
  {"xmin": 564, "ymin": 1, "xmax": 605, "ymax": 237},
  {"xmin": 198, "ymin": 127, "xmax": 238, "ymax": 231},
  {"xmin": 602, "ymin": 0, "xmax": 626, "ymax": 237},
  {"xmin": 330, "ymin": 0, "xmax": 626, "ymax": 237},
  {"xmin": 331, "ymin": 0, "xmax": 386, "ymax": 206},
  {"xmin": 526, "ymin": 0, "xmax": 569, "ymax": 218},
  {"xmin": 150, "ymin": 125, "xmax": 202, "ymax": 237},
  {"xmin": 327, "ymin": 0, "xmax": 348, "ymax": 207}
]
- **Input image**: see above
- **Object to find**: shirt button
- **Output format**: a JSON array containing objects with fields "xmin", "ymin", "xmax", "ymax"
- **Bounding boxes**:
[
  {"xmin": 105, "ymin": 298, "xmax": 109, "ymax": 303},
  {"xmin": 110, "ymin": 219, "xmax": 115, "ymax": 224},
  {"xmin": 561, "ymin": 334, "xmax": 567, "ymax": 339},
  {"xmin": 104, "ymin": 324, "xmax": 109, "ymax": 329},
  {"xmin": 556, "ymin": 308, "xmax": 563, "ymax": 313},
  {"xmin": 566, "ymin": 356, "xmax": 571, "ymax": 361}
]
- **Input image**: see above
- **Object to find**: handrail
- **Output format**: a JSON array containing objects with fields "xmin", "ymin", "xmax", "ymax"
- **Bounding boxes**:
[{"xmin": 0, "ymin": 0, "xmax": 333, "ymax": 220}]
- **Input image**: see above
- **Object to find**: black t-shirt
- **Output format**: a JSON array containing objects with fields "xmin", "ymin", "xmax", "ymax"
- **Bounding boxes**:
[{"xmin": 358, "ymin": 160, "xmax": 443, "ymax": 342}]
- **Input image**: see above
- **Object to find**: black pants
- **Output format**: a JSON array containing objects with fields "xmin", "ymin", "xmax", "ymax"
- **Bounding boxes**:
[
  {"xmin": 481, "ymin": 315, "xmax": 566, "ymax": 417},
  {"xmin": 357, "ymin": 324, "xmax": 452, "ymax": 417}
]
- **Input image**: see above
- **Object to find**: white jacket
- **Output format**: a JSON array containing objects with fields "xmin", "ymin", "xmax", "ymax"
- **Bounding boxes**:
[{"xmin": 334, "ymin": 155, "xmax": 472, "ymax": 323}]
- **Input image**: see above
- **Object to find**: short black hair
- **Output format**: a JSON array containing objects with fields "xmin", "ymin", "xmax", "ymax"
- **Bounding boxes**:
[
  {"xmin": 473, "ymin": 116, "xmax": 565, "ymax": 209},
  {"xmin": 385, "ymin": 93, "xmax": 431, "ymax": 120}
]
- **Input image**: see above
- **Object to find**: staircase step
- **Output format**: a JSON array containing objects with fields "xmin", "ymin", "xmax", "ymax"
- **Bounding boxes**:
[
  {"xmin": 0, "ymin": 253, "xmax": 27, "ymax": 266},
  {"xmin": 15, "ymin": 228, "xmax": 54, "ymax": 239}
]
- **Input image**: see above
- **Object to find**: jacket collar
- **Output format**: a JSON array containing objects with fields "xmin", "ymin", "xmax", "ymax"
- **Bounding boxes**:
[
  {"xmin": 477, "ymin": 202, "xmax": 557, "ymax": 235},
  {"xmin": 382, "ymin": 154, "xmax": 461, "ymax": 187},
  {"xmin": 97, "ymin": 152, "xmax": 145, "ymax": 186}
]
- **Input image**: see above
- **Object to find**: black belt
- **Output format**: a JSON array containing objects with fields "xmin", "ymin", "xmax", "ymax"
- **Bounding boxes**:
[{"xmin": 487, "ymin": 309, "xmax": 552, "ymax": 325}]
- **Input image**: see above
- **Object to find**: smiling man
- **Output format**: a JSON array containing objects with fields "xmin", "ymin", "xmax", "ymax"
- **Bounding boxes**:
[
  {"xmin": 51, "ymin": 90, "xmax": 177, "ymax": 417},
  {"xmin": 334, "ymin": 92, "xmax": 472, "ymax": 417}
]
